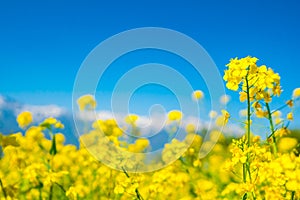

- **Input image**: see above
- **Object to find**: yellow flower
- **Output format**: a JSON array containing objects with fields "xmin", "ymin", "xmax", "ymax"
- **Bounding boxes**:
[
  {"xmin": 54, "ymin": 121, "xmax": 64, "ymax": 129},
  {"xmin": 292, "ymin": 88, "xmax": 300, "ymax": 98},
  {"xmin": 252, "ymin": 101, "xmax": 262, "ymax": 109},
  {"xmin": 55, "ymin": 133, "xmax": 65, "ymax": 144},
  {"xmin": 240, "ymin": 156, "xmax": 247, "ymax": 164},
  {"xmin": 128, "ymin": 138, "xmax": 150, "ymax": 153},
  {"xmin": 275, "ymin": 117, "xmax": 283, "ymax": 125},
  {"xmin": 43, "ymin": 117, "xmax": 57, "ymax": 125},
  {"xmin": 221, "ymin": 110, "xmax": 230, "ymax": 122},
  {"xmin": 113, "ymin": 127, "xmax": 123, "ymax": 137},
  {"xmin": 66, "ymin": 186, "xmax": 78, "ymax": 200},
  {"xmin": 275, "ymin": 127, "xmax": 291, "ymax": 137},
  {"xmin": 193, "ymin": 159, "xmax": 201, "ymax": 167},
  {"xmin": 114, "ymin": 185, "xmax": 125, "ymax": 194},
  {"xmin": 286, "ymin": 100, "xmax": 294, "ymax": 107},
  {"xmin": 25, "ymin": 126, "xmax": 44, "ymax": 141},
  {"xmin": 192, "ymin": 90, "xmax": 204, "ymax": 101},
  {"xmin": 226, "ymin": 81, "xmax": 239, "ymax": 91},
  {"xmin": 185, "ymin": 123, "xmax": 196, "ymax": 133},
  {"xmin": 43, "ymin": 170, "xmax": 68, "ymax": 188},
  {"xmin": 17, "ymin": 111, "xmax": 33, "ymax": 129},
  {"xmin": 286, "ymin": 180, "xmax": 298, "ymax": 191},
  {"xmin": 287, "ymin": 112, "xmax": 293, "ymax": 121},
  {"xmin": 273, "ymin": 85, "xmax": 282, "ymax": 96},
  {"xmin": 273, "ymin": 110, "xmax": 282, "ymax": 118},
  {"xmin": 77, "ymin": 94, "xmax": 97, "ymax": 111},
  {"xmin": 135, "ymin": 138, "xmax": 150, "ymax": 149},
  {"xmin": 255, "ymin": 109, "xmax": 267, "ymax": 118},
  {"xmin": 224, "ymin": 56, "xmax": 281, "ymax": 103},
  {"xmin": 167, "ymin": 110, "xmax": 182, "ymax": 121},
  {"xmin": 215, "ymin": 110, "xmax": 230, "ymax": 126},
  {"xmin": 125, "ymin": 114, "xmax": 139, "ymax": 124},
  {"xmin": 263, "ymin": 91, "xmax": 272, "ymax": 103},
  {"xmin": 278, "ymin": 137, "xmax": 297, "ymax": 152},
  {"xmin": 40, "ymin": 117, "xmax": 64, "ymax": 130},
  {"xmin": 239, "ymin": 91, "xmax": 247, "ymax": 102}
]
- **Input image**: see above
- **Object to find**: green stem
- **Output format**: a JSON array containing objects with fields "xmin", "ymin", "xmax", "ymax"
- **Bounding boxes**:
[
  {"xmin": 266, "ymin": 103, "xmax": 278, "ymax": 155},
  {"xmin": 243, "ymin": 164, "xmax": 247, "ymax": 183},
  {"xmin": 0, "ymin": 179, "xmax": 7, "ymax": 199},
  {"xmin": 39, "ymin": 187, "xmax": 42, "ymax": 200},
  {"xmin": 246, "ymin": 162, "xmax": 252, "ymax": 182},
  {"xmin": 246, "ymin": 77, "xmax": 251, "ymax": 147},
  {"xmin": 121, "ymin": 167, "xmax": 144, "ymax": 200},
  {"xmin": 245, "ymin": 76, "xmax": 256, "ymax": 200},
  {"xmin": 291, "ymin": 191, "xmax": 295, "ymax": 200},
  {"xmin": 135, "ymin": 188, "xmax": 144, "ymax": 200},
  {"xmin": 54, "ymin": 182, "xmax": 66, "ymax": 193},
  {"xmin": 271, "ymin": 103, "xmax": 289, "ymax": 114},
  {"xmin": 49, "ymin": 184, "xmax": 53, "ymax": 200}
]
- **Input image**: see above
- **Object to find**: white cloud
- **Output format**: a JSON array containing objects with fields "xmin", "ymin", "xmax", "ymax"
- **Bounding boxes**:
[
  {"xmin": 17, "ymin": 104, "xmax": 67, "ymax": 122},
  {"xmin": 74, "ymin": 110, "xmax": 244, "ymax": 138}
]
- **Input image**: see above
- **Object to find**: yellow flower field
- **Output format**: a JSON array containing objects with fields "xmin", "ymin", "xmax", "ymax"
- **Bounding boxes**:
[{"xmin": 1, "ymin": 56, "xmax": 300, "ymax": 200}]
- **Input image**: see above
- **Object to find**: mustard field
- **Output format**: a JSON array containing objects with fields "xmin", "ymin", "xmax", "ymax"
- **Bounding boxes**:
[{"xmin": 1, "ymin": 56, "xmax": 300, "ymax": 200}]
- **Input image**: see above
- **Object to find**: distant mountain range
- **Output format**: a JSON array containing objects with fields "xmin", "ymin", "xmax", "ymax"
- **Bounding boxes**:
[
  {"xmin": 0, "ymin": 94, "xmax": 246, "ymax": 150},
  {"xmin": 0, "ymin": 95, "xmax": 173, "ymax": 148},
  {"xmin": 0, "ymin": 95, "xmax": 79, "ymax": 145}
]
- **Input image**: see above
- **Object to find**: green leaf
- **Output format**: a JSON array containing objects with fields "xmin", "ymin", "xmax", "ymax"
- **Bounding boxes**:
[
  {"xmin": 242, "ymin": 193, "xmax": 247, "ymax": 200},
  {"xmin": 49, "ymin": 134, "xmax": 57, "ymax": 155},
  {"xmin": 39, "ymin": 122, "xmax": 51, "ymax": 130}
]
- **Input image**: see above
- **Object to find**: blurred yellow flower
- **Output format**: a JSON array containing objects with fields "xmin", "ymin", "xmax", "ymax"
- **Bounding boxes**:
[
  {"xmin": 128, "ymin": 138, "xmax": 150, "ymax": 153},
  {"xmin": 255, "ymin": 109, "xmax": 267, "ymax": 118},
  {"xmin": 220, "ymin": 94, "xmax": 230, "ymax": 105},
  {"xmin": 292, "ymin": 88, "xmax": 300, "ymax": 98},
  {"xmin": 221, "ymin": 110, "xmax": 230, "ymax": 122},
  {"xmin": 135, "ymin": 138, "xmax": 150, "ymax": 149},
  {"xmin": 275, "ymin": 127, "xmax": 291, "ymax": 137},
  {"xmin": 275, "ymin": 117, "xmax": 283, "ymax": 125},
  {"xmin": 273, "ymin": 110, "xmax": 282, "ymax": 118},
  {"xmin": 278, "ymin": 137, "xmax": 297, "ymax": 152},
  {"xmin": 185, "ymin": 123, "xmax": 196, "ymax": 133},
  {"xmin": 66, "ymin": 186, "xmax": 78, "ymax": 200},
  {"xmin": 286, "ymin": 100, "xmax": 294, "ymax": 107},
  {"xmin": 125, "ymin": 114, "xmax": 139, "ymax": 124},
  {"xmin": 252, "ymin": 101, "xmax": 262, "ymax": 109},
  {"xmin": 287, "ymin": 112, "xmax": 293, "ymax": 121},
  {"xmin": 239, "ymin": 109, "xmax": 247, "ymax": 117},
  {"xmin": 77, "ymin": 94, "xmax": 97, "ymax": 111},
  {"xmin": 215, "ymin": 110, "xmax": 230, "ymax": 126},
  {"xmin": 54, "ymin": 121, "xmax": 64, "ymax": 129},
  {"xmin": 44, "ymin": 117, "xmax": 57, "ymax": 125},
  {"xmin": 239, "ymin": 92, "xmax": 247, "ymax": 102},
  {"xmin": 192, "ymin": 90, "xmax": 204, "ymax": 101},
  {"xmin": 40, "ymin": 117, "xmax": 64, "ymax": 130},
  {"xmin": 209, "ymin": 110, "xmax": 218, "ymax": 119},
  {"xmin": 17, "ymin": 111, "xmax": 33, "ymax": 129},
  {"xmin": 167, "ymin": 110, "xmax": 182, "ymax": 121}
]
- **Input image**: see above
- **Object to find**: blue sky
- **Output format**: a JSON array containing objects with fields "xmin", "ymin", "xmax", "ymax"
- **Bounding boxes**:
[{"xmin": 1, "ymin": 1, "xmax": 300, "ymax": 122}]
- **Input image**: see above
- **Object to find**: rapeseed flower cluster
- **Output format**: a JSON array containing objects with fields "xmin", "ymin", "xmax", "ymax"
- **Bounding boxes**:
[{"xmin": 224, "ymin": 56, "xmax": 281, "ymax": 103}]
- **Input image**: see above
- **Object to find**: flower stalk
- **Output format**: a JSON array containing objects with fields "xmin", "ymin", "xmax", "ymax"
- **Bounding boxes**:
[{"xmin": 266, "ymin": 103, "xmax": 278, "ymax": 155}]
